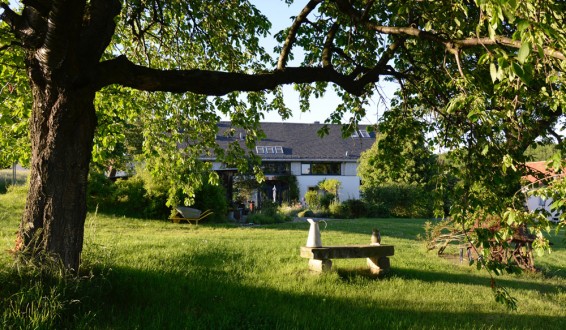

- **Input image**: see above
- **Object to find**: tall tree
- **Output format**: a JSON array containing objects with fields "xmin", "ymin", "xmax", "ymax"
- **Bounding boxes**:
[{"xmin": 1, "ymin": 0, "xmax": 564, "ymax": 274}]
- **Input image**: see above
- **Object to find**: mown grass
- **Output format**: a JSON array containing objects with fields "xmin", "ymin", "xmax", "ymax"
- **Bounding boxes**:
[
  {"xmin": 1, "ymin": 187, "xmax": 565, "ymax": 329},
  {"xmin": 0, "ymin": 168, "xmax": 28, "ymax": 194}
]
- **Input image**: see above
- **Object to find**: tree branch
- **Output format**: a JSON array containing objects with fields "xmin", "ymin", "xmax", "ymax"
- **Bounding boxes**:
[
  {"xmin": 364, "ymin": 23, "xmax": 566, "ymax": 61},
  {"xmin": 357, "ymin": 37, "xmax": 406, "ymax": 86},
  {"xmin": 80, "ymin": 0, "xmax": 121, "ymax": 63},
  {"xmin": 0, "ymin": 2, "xmax": 23, "ymax": 31},
  {"xmin": 96, "ymin": 55, "xmax": 387, "ymax": 96},
  {"xmin": 322, "ymin": 23, "xmax": 339, "ymax": 68},
  {"xmin": 277, "ymin": 0, "xmax": 323, "ymax": 70}
]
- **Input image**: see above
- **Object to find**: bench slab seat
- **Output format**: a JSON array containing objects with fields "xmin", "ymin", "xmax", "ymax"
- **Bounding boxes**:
[{"xmin": 300, "ymin": 245, "xmax": 394, "ymax": 274}]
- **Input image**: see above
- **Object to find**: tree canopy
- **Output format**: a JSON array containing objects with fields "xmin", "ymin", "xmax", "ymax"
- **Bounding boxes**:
[{"xmin": 1, "ymin": 0, "xmax": 565, "ymax": 304}]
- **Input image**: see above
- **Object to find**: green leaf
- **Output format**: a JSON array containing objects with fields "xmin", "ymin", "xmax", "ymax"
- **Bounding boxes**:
[
  {"xmin": 512, "ymin": 62, "xmax": 528, "ymax": 84},
  {"xmin": 490, "ymin": 62, "xmax": 497, "ymax": 82},
  {"xmin": 517, "ymin": 42, "xmax": 530, "ymax": 63}
]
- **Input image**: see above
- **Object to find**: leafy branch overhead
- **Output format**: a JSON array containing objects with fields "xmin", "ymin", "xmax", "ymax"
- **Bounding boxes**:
[
  {"xmin": 2, "ymin": 1, "xmax": 564, "ymax": 98},
  {"xmin": 0, "ymin": 0, "xmax": 565, "ymax": 302}
]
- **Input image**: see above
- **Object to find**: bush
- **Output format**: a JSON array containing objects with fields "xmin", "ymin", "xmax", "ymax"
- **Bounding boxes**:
[
  {"xmin": 246, "ymin": 213, "xmax": 276, "ymax": 225},
  {"xmin": 328, "ymin": 201, "xmax": 344, "ymax": 218},
  {"xmin": 87, "ymin": 169, "xmax": 169, "ymax": 219},
  {"xmin": 340, "ymin": 199, "xmax": 368, "ymax": 218},
  {"xmin": 247, "ymin": 202, "xmax": 289, "ymax": 224},
  {"xmin": 193, "ymin": 182, "xmax": 228, "ymax": 223},
  {"xmin": 362, "ymin": 183, "xmax": 433, "ymax": 218},
  {"xmin": 304, "ymin": 190, "xmax": 319, "ymax": 209},
  {"xmin": 318, "ymin": 192, "xmax": 335, "ymax": 210},
  {"xmin": 278, "ymin": 202, "xmax": 303, "ymax": 217},
  {"xmin": 297, "ymin": 209, "xmax": 315, "ymax": 218}
]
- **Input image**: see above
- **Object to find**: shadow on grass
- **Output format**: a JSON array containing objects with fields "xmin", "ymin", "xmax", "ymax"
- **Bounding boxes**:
[{"xmin": 73, "ymin": 248, "xmax": 566, "ymax": 329}]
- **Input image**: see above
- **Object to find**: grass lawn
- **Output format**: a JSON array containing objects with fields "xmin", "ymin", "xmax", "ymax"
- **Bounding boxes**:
[
  {"xmin": 0, "ymin": 168, "xmax": 28, "ymax": 194},
  {"xmin": 1, "ymin": 187, "xmax": 565, "ymax": 329}
]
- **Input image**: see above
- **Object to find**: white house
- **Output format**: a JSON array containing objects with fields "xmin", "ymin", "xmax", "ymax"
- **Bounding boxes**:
[
  {"xmin": 205, "ymin": 122, "xmax": 376, "ymax": 206},
  {"xmin": 523, "ymin": 161, "xmax": 563, "ymax": 223}
]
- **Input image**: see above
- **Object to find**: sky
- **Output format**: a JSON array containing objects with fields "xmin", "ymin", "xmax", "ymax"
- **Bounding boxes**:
[{"xmin": 227, "ymin": 0, "xmax": 400, "ymax": 125}]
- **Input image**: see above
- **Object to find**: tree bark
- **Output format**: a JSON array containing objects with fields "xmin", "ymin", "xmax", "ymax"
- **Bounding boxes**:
[{"xmin": 19, "ymin": 61, "xmax": 97, "ymax": 271}]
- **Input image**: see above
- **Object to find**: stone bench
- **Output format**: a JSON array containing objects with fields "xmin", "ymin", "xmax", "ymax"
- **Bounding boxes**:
[{"xmin": 300, "ymin": 245, "xmax": 394, "ymax": 274}]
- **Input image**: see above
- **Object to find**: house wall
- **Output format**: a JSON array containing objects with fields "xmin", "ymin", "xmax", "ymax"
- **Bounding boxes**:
[
  {"xmin": 214, "ymin": 160, "xmax": 363, "ymax": 204},
  {"xmin": 296, "ymin": 175, "xmax": 361, "ymax": 201},
  {"xmin": 525, "ymin": 194, "xmax": 560, "ymax": 222}
]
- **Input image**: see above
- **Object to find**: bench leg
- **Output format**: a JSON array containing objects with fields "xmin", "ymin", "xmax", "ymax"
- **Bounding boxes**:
[
  {"xmin": 367, "ymin": 257, "xmax": 390, "ymax": 275},
  {"xmin": 309, "ymin": 259, "xmax": 332, "ymax": 272}
]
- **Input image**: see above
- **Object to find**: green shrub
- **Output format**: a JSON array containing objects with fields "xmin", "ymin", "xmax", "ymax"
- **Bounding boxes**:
[
  {"xmin": 340, "ymin": 199, "xmax": 368, "ymax": 218},
  {"xmin": 246, "ymin": 204, "xmax": 289, "ymax": 224},
  {"xmin": 193, "ymin": 182, "xmax": 228, "ymax": 223},
  {"xmin": 278, "ymin": 202, "xmax": 303, "ymax": 217},
  {"xmin": 304, "ymin": 190, "xmax": 319, "ymax": 209},
  {"xmin": 87, "ymin": 169, "xmax": 169, "ymax": 219},
  {"xmin": 362, "ymin": 183, "xmax": 433, "ymax": 218},
  {"xmin": 318, "ymin": 192, "xmax": 335, "ymax": 210},
  {"xmin": 297, "ymin": 209, "xmax": 315, "ymax": 218},
  {"xmin": 328, "ymin": 201, "xmax": 344, "ymax": 218},
  {"xmin": 246, "ymin": 213, "xmax": 275, "ymax": 225}
]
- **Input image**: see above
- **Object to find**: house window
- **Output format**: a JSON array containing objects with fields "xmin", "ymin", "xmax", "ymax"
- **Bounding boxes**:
[
  {"xmin": 301, "ymin": 162, "xmax": 341, "ymax": 175},
  {"xmin": 301, "ymin": 163, "xmax": 311, "ymax": 175},
  {"xmin": 256, "ymin": 146, "xmax": 284, "ymax": 154},
  {"xmin": 359, "ymin": 130, "xmax": 370, "ymax": 138},
  {"xmin": 262, "ymin": 162, "xmax": 290, "ymax": 175}
]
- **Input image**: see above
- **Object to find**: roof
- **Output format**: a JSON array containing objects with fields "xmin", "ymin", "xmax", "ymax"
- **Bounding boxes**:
[
  {"xmin": 211, "ymin": 121, "xmax": 376, "ymax": 161},
  {"xmin": 524, "ymin": 161, "xmax": 564, "ymax": 184}
]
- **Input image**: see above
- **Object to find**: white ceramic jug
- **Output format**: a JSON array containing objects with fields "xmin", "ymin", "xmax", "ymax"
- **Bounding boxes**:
[{"xmin": 306, "ymin": 218, "xmax": 322, "ymax": 247}]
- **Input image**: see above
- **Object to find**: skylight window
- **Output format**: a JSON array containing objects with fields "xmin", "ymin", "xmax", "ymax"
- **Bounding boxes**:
[
  {"xmin": 359, "ymin": 130, "xmax": 370, "ymax": 138},
  {"xmin": 256, "ymin": 146, "xmax": 284, "ymax": 154}
]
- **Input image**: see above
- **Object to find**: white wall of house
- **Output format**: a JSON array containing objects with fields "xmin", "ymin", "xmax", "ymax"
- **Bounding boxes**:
[
  {"xmin": 296, "ymin": 175, "xmax": 361, "ymax": 201},
  {"xmin": 291, "ymin": 161, "xmax": 362, "ymax": 201},
  {"xmin": 525, "ymin": 193, "xmax": 560, "ymax": 223},
  {"xmin": 343, "ymin": 162, "xmax": 358, "ymax": 176}
]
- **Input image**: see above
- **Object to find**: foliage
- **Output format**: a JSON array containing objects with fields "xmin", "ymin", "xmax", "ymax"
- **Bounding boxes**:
[
  {"xmin": 297, "ymin": 209, "xmax": 315, "ymax": 218},
  {"xmin": 362, "ymin": 183, "xmax": 434, "ymax": 218},
  {"xmin": 328, "ymin": 200, "xmax": 343, "ymax": 218},
  {"xmin": 247, "ymin": 200, "xmax": 289, "ymax": 224},
  {"xmin": 193, "ymin": 181, "xmax": 228, "ymax": 223},
  {"xmin": 278, "ymin": 174, "xmax": 300, "ymax": 203},
  {"xmin": 233, "ymin": 177, "xmax": 260, "ymax": 204},
  {"xmin": 0, "ymin": 24, "xmax": 30, "ymax": 169},
  {"xmin": 304, "ymin": 190, "xmax": 319, "ymax": 210},
  {"xmin": 87, "ymin": 168, "xmax": 169, "ymax": 219},
  {"xmin": 277, "ymin": 202, "xmax": 303, "ymax": 218},
  {"xmin": 358, "ymin": 114, "xmax": 437, "ymax": 188},
  {"xmin": 524, "ymin": 144, "xmax": 560, "ymax": 162},
  {"xmin": 2, "ymin": 0, "xmax": 566, "ymax": 308},
  {"xmin": 318, "ymin": 192, "xmax": 336, "ymax": 210},
  {"xmin": 340, "ymin": 199, "xmax": 369, "ymax": 219},
  {"xmin": 318, "ymin": 179, "xmax": 342, "ymax": 200}
]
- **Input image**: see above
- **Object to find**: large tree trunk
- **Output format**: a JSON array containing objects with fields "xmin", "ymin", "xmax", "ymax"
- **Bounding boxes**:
[{"xmin": 18, "ymin": 70, "xmax": 97, "ymax": 271}]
